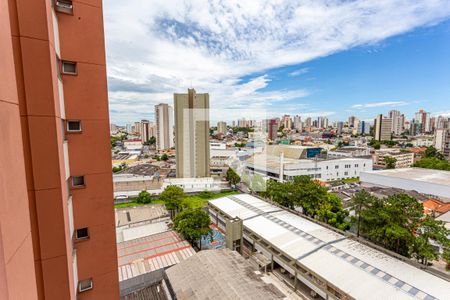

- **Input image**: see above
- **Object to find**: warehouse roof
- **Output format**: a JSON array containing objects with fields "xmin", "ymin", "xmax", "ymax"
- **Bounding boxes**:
[
  {"xmin": 209, "ymin": 194, "xmax": 450, "ymax": 300},
  {"xmin": 166, "ymin": 249, "xmax": 287, "ymax": 299},
  {"xmin": 362, "ymin": 168, "xmax": 450, "ymax": 186}
]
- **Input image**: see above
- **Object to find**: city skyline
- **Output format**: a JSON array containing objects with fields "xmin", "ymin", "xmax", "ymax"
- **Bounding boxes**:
[{"xmin": 105, "ymin": 1, "xmax": 450, "ymax": 125}]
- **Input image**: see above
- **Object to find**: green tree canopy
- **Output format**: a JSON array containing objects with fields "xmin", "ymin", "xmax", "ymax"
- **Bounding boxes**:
[
  {"xmin": 160, "ymin": 186, "xmax": 186, "ymax": 216},
  {"xmin": 137, "ymin": 190, "xmax": 151, "ymax": 204},
  {"xmin": 384, "ymin": 156, "xmax": 397, "ymax": 169},
  {"xmin": 149, "ymin": 136, "xmax": 156, "ymax": 145},
  {"xmin": 161, "ymin": 153, "xmax": 169, "ymax": 161},
  {"xmin": 226, "ymin": 168, "xmax": 241, "ymax": 188},
  {"xmin": 413, "ymin": 157, "xmax": 450, "ymax": 171},
  {"xmin": 423, "ymin": 146, "xmax": 445, "ymax": 160},
  {"xmin": 173, "ymin": 209, "xmax": 212, "ymax": 245},
  {"xmin": 316, "ymin": 193, "xmax": 350, "ymax": 230}
]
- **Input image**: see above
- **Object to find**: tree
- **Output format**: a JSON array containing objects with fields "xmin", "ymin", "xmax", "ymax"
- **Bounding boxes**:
[
  {"xmin": 161, "ymin": 153, "xmax": 169, "ymax": 161},
  {"xmin": 357, "ymin": 193, "xmax": 423, "ymax": 256},
  {"xmin": 291, "ymin": 176, "xmax": 328, "ymax": 217},
  {"xmin": 349, "ymin": 190, "xmax": 377, "ymax": 237},
  {"xmin": 384, "ymin": 156, "xmax": 397, "ymax": 169},
  {"xmin": 226, "ymin": 168, "xmax": 241, "ymax": 188},
  {"xmin": 413, "ymin": 157, "xmax": 450, "ymax": 171},
  {"xmin": 160, "ymin": 186, "xmax": 186, "ymax": 217},
  {"xmin": 410, "ymin": 216, "xmax": 450, "ymax": 265},
  {"xmin": 423, "ymin": 146, "xmax": 445, "ymax": 160},
  {"xmin": 316, "ymin": 193, "xmax": 350, "ymax": 230},
  {"xmin": 173, "ymin": 209, "xmax": 212, "ymax": 248},
  {"xmin": 149, "ymin": 136, "xmax": 156, "ymax": 145},
  {"xmin": 136, "ymin": 190, "xmax": 151, "ymax": 204}
]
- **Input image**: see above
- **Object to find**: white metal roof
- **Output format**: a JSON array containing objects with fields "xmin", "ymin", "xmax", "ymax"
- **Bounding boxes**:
[{"xmin": 209, "ymin": 194, "xmax": 450, "ymax": 300}]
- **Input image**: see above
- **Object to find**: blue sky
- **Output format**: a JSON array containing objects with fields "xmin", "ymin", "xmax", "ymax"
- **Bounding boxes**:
[
  {"xmin": 256, "ymin": 20, "xmax": 450, "ymax": 122},
  {"xmin": 104, "ymin": 1, "xmax": 450, "ymax": 125}
]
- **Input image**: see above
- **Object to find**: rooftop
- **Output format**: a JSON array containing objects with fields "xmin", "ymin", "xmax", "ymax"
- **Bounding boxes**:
[
  {"xmin": 117, "ymin": 230, "xmax": 195, "ymax": 282},
  {"xmin": 362, "ymin": 168, "xmax": 450, "ymax": 186},
  {"xmin": 165, "ymin": 249, "xmax": 288, "ymax": 300},
  {"xmin": 209, "ymin": 194, "xmax": 450, "ymax": 300}
]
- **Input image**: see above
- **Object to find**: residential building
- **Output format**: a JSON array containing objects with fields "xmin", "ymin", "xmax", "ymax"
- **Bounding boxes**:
[
  {"xmin": 1, "ymin": 0, "xmax": 119, "ymax": 299},
  {"xmin": 389, "ymin": 110, "xmax": 403, "ymax": 135},
  {"xmin": 267, "ymin": 119, "xmax": 279, "ymax": 141},
  {"xmin": 357, "ymin": 120, "xmax": 370, "ymax": 135},
  {"xmin": 374, "ymin": 114, "xmax": 392, "ymax": 141},
  {"xmin": 140, "ymin": 119, "xmax": 150, "ymax": 143},
  {"xmin": 336, "ymin": 121, "xmax": 344, "ymax": 135},
  {"xmin": 373, "ymin": 149, "xmax": 415, "ymax": 169},
  {"xmin": 415, "ymin": 109, "xmax": 432, "ymax": 133},
  {"xmin": 174, "ymin": 88, "xmax": 210, "ymax": 178},
  {"xmin": 125, "ymin": 123, "xmax": 133, "ymax": 134},
  {"xmin": 434, "ymin": 128, "xmax": 450, "ymax": 154},
  {"xmin": 282, "ymin": 115, "xmax": 292, "ymax": 129},
  {"xmin": 155, "ymin": 103, "xmax": 174, "ymax": 150},
  {"xmin": 217, "ymin": 121, "xmax": 227, "ymax": 135},
  {"xmin": 293, "ymin": 115, "xmax": 302, "ymax": 130}
]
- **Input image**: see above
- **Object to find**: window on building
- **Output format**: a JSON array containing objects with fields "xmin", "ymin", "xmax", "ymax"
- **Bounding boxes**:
[
  {"xmin": 78, "ymin": 278, "xmax": 93, "ymax": 292},
  {"xmin": 54, "ymin": 0, "xmax": 73, "ymax": 14},
  {"xmin": 61, "ymin": 61, "xmax": 77, "ymax": 75},
  {"xmin": 75, "ymin": 227, "xmax": 89, "ymax": 240},
  {"xmin": 71, "ymin": 176, "xmax": 85, "ymax": 187},
  {"xmin": 67, "ymin": 120, "xmax": 81, "ymax": 132}
]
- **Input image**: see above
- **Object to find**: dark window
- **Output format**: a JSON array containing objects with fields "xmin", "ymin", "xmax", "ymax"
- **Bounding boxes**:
[
  {"xmin": 55, "ymin": 0, "xmax": 73, "ymax": 14},
  {"xmin": 78, "ymin": 278, "xmax": 93, "ymax": 292},
  {"xmin": 67, "ymin": 120, "xmax": 81, "ymax": 132},
  {"xmin": 62, "ymin": 61, "xmax": 77, "ymax": 75},
  {"xmin": 72, "ymin": 176, "xmax": 85, "ymax": 187},
  {"xmin": 75, "ymin": 227, "xmax": 89, "ymax": 240}
]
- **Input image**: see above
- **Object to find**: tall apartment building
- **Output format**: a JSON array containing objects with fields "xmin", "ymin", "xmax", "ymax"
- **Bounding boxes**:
[
  {"xmin": 357, "ymin": 121, "xmax": 370, "ymax": 135},
  {"xmin": 174, "ymin": 89, "xmax": 210, "ymax": 178},
  {"xmin": 267, "ymin": 119, "xmax": 279, "ymax": 141},
  {"xmin": 336, "ymin": 121, "xmax": 344, "ymax": 135},
  {"xmin": 217, "ymin": 121, "xmax": 227, "ymax": 135},
  {"xmin": 155, "ymin": 103, "xmax": 174, "ymax": 150},
  {"xmin": 282, "ymin": 115, "xmax": 292, "ymax": 129},
  {"xmin": 434, "ymin": 128, "xmax": 450, "ymax": 160},
  {"xmin": 389, "ymin": 110, "xmax": 403, "ymax": 135},
  {"xmin": 140, "ymin": 119, "xmax": 150, "ymax": 143},
  {"xmin": 374, "ymin": 114, "xmax": 392, "ymax": 141},
  {"xmin": 293, "ymin": 115, "xmax": 302, "ymax": 131},
  {"xmin": 0, "ymin": 1, "xmax": 119, "ymax": 299},
  {"xmin": 415, "ymin": 109, "xmax": 431, "ymax": 133}
]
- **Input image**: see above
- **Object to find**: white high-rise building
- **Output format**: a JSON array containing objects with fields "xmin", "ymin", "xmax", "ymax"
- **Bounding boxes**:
[
  {"xmin": 389, "ymin": 110, "xmax": 403, "ymax": 135},
  {"xmin": 155, "ymin": 103, "xmax": 174, "ymax": 150},
  {"xmin": 415, "ymin": 109, "xmax": 431, "ymax": 133},
  {"xmin": 217, "ymin": 121, "xmax": 227, "ymax": 135}
]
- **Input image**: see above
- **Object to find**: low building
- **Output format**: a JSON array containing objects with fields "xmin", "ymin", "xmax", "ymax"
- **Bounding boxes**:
[
  {"xmin": 124, "ymin": 139, "xmax": 144, "ymax": 150},
  {"xmin": 208, "ymin": 194, "xmax": 450, "ymax": 300},
  {"xmin": 162, "ymin": 177, "xmax": 229, "ymax": 192},
  {"xmin": 373, "ymin": 149, "xmax": 414, "ymax": 169},
  {"xmin": 360, "ymin": 168, "xmax": 450, "ymax": 201},
  {"xmin": 165, "ymin": 249, "xmax": 291, "ymax": 299},
  {"xmin": 246, "ymin": 154, "xmax": 372, "ymax": 182},
  {"xmin": 327, "ymin": 146, "xmax": 371, "ymax": 158}
]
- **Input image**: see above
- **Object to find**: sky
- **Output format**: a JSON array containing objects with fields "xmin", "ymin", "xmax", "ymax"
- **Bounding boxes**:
[{"xmin": 104, "ymin": 0, "xmax": 450, "ymax": 125}]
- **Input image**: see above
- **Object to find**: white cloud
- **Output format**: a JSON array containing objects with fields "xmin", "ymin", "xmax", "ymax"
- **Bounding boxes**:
[
  {"xmin": 104, "ymin": 0, "xmax": 450, "ymax": 124},
  {"xmin": 289, "ymin": 68, "xmax": 309, "ymax": 77},
  {"xmin": 351, "ymin": 101, "xmax": 410, "ymax": 109}
]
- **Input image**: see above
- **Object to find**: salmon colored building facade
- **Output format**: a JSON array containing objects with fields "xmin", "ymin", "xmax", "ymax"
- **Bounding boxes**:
[{"xmin": 0, "ymin": 0, "xmax": 119, "ymax": 299}]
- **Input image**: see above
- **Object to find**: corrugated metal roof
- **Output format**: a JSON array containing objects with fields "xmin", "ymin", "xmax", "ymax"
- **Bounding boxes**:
[{"xmin": 209, "ymin": 194, "xmax": 450, "ymax": 300}]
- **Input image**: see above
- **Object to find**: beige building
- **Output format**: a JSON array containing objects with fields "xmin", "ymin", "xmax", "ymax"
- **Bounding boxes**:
[
  {"xmin": 217, "ymin": 121, "xmax": 227, "ymax": 135},
  {"xmin": 374, "ymin": 149, "xmax": 415, "ymax": 169},
  {"xmin": 155, "ymin": 103, "xmax": 174, "ymax": 150},
  {"xmin": 174, "ymin": 89, "xmax": 210, "ymax": 178}
]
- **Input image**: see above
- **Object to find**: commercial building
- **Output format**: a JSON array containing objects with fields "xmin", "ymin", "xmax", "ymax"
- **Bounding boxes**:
[
  {"xmin": 374, "ymin": 114, "xmax": 392, "ymax": 141},
  {"xmin": 245, "ymin": 145, "xmax": 372, "ymax": 182},
  {"xmin": 267, "ymin": 118, "xmax": 279, "ymax": 141},
  {"xmin": 1, "ymin": 0, "xmax": 118, "ymax": 299},
  {"xmin": 208, "ymin": 194, "xmax": 450, "ymax": 300},
  {"xmin": 155, "ymin": 103, "xmax": 174, "ymax": 150},
  {"xmin": 373, "ymin": 149, "xmax": 415, "ymax": 169},
  {"xmin": 360, "ymin": 168, "xmax": 450, "ymax": 201},
  {"xmin": 174, "ymin": 88, "xmax": 210, "ymax": 178}
]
